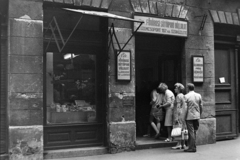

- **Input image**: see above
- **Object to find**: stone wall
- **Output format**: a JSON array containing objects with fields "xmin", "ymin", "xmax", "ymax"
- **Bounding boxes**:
[
  {"xmin": 108, "ymin": 0, "xmax": 136, "ymax": 153},
  {"xmin": 8, "ymin": 0, "xmax": 43, "ymax": 159},
  {"xmin": 5, "ymin": 0, "xmax": 240, "ymax": 158},
  {"xmin": 183, "ymin": 0, "xmax": 216, "ymax": 145}
]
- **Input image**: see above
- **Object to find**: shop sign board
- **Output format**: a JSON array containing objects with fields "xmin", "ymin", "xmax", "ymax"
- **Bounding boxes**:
[
  {"xmin": 134, "ymin": 15, "xmax": 188, "ymax": 37},
  {"xmin": 193, "ymin": 56, "xmax": 204, "ymax": 83},
  {"xmin": 116, "ymin": 51, "xmax": 131, "ymax": 81}
]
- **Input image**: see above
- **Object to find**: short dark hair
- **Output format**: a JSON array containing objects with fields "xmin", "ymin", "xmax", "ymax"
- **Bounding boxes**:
[{"xmin": 187, "ymin": 83, "xmax": 195, "ymax": 91}]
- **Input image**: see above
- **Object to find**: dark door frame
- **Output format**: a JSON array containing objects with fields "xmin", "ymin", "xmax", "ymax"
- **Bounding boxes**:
[
  {"xmin": 214, "ymin": 23, "xmax": 240, "ymax": 138},
  {"xmin": 214, "ymin": 41, "xmax": 239, "ymax": 140},
  {"xmin": 0, "ymin": 12, "xmax": 9, "ymax": 158}
]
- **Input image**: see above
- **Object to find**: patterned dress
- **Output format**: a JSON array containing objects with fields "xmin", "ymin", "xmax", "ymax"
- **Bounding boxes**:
[{"xmin": 173, "ymin": 93, "xmax": 187, "ymax": 128}]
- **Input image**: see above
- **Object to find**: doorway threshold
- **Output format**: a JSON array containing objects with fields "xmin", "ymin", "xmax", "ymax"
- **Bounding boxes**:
[{"xmin": 136, "ymin": 136, "xmax": 177, "ymax": 150}]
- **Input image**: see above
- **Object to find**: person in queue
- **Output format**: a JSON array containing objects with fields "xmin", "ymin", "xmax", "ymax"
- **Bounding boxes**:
[
  {"xmin": 157, "ymin": 83, "xmax": 175, "ymax": 142},
  {"xmin": 184, "ymin": 83, "xmax": 203, "ymax": 152},
  {"xmin": 172, "ymin": 83, "xmax": 187, "ymax": 149},
  {"xmin": 149, "ymin": 82, "xmax": 164, "ymax": 139}
]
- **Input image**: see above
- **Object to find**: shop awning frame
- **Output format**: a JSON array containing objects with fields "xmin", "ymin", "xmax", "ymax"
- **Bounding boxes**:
[{"xmin": 45, "ymin": 8, "xmax": 144, "ymax": 54}]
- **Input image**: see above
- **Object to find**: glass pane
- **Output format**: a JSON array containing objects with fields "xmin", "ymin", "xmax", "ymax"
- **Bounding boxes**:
[{"xmin": 46, "ymin": 52, "xmax": 97, "ymax": 124}]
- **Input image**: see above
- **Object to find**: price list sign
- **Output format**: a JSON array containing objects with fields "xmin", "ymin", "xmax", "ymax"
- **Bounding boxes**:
[
  {"xmin": 193, "ymin": 56, "xmax": 204, "ymax": 83},
  {"xmin": 117, "ymin": 51, "xmax": 131, "ymax": 81}
]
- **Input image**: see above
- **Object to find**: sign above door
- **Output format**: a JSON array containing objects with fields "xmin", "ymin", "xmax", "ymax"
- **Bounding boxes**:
[{"xmin": 134, "ymin": 15, "xmax": 188, "ymax": 37}]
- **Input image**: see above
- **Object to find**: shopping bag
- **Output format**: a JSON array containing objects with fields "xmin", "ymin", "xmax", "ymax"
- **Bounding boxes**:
[{"xmin": 171, "ymin": 123, "xmax": 182, "ymax": 137}]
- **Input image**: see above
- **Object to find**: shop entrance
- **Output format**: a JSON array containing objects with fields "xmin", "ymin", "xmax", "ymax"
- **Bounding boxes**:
[
  {"xmin": 43, "ymin": 5, "xmax": 108, "ymax": 150},
  {"xmin": 135, "ymin": 34, "xmax": 184, "ymax": 140}
]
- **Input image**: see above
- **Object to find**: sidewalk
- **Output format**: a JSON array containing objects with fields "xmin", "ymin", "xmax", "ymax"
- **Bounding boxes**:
[{"xmin": 47, "ymin": 137, "xmax": 240, "ymax": 160}]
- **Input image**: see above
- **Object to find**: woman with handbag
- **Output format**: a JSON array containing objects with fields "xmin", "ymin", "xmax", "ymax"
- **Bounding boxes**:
[
  {"xmin": 171, "ymin": 83, "xmax": 188, "ymax": 149},
  {"xmin": 158, "ymin": 83, "xmax": 175, "ymax": 142}
]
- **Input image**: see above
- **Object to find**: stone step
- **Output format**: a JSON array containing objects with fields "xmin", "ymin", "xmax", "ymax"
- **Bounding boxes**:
[
  {"xmin": 136, "ymin": 137, "xmax": 178, "ymax": 150},
  {"xmin": 44, "ymin": 146, "xmax": 108, "ymax": 159}
]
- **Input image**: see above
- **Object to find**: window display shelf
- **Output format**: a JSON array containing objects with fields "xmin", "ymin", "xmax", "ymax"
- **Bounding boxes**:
[
  {"xmin": 49, "ymin": 110, "xmax": 96, "ymax": 124},
  {"xmin": 50, "ymin": 111, "xmax": 88, "ymax": 123}
]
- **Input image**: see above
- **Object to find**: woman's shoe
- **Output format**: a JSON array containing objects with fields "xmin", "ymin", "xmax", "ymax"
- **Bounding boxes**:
[
  {"xmin": 143, "ymin": 134, "xmax": 150, "ymax": 137},
  {"xmin": 172, "ymin": 145, "xmax": 181, "ymax": 149},
  {"xmin": 164, "ymin": 138, "xmax": 170, "ymax": 142},
  {"xmin": 182, "ymin": 145, "xmax": 187, "ymax": 149}
]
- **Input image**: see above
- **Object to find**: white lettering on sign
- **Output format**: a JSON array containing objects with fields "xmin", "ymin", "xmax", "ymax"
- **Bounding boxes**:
[
  {"xmin": 134, "ymin": 16, "xmax": 188, "ymax": 37},
  {"xmin": 117, "ymin": 51, "xmax": 131, "ymax": 81}
]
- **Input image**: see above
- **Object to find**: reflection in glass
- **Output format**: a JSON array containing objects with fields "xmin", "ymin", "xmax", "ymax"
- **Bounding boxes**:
[{"xmin": 46, "ymin": 52, "xmax": 96, "ymax": 124}]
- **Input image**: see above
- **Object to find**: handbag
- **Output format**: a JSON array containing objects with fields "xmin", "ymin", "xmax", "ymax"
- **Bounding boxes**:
[
  {"xmin": 171, "ymin": 122, "xmax": 182, "ymax": 137},
  {"xmin": 152, "ymin": 107, "xmax": 164, "ymax": 121}
]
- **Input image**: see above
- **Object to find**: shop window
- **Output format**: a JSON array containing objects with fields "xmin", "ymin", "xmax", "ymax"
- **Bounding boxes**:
[{"xmin": 46, "ymin": 52, "xmax": 97, "ymax": 124}]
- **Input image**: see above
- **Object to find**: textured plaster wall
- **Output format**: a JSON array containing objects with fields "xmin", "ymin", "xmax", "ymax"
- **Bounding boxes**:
[
  {"xmin": 107, "ymin": 0, "xmax": 136, "ymax": 153},
  {"xmin": 183, "ymin": 0, "xmax": 216, "ymax": 145},
  {"xmin": 8, "ymin": 0, "xmax": 43, "ymax": 159},
  {"xmin": 184, "ymin": 0, "xmax": 240, "ymax": 145}
]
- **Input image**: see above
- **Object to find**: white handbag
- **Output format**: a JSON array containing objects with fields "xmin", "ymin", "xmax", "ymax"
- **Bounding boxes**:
[{"xmin": 171, "ymin": 122, "xmax": 182, "ymax": 137}]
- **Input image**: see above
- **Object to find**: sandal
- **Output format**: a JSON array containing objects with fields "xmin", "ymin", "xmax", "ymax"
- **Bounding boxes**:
[
  {"xmin": 164, "ymin": 138, "xmax": 170, "ymax": 142},
  {"xmin": 172, "ymin": 145, "xmax": 182, "ymax": 149}
]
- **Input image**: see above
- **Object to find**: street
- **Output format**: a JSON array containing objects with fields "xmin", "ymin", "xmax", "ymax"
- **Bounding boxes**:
[{"xmin": 48, "ymin": 136, "xmax": 240, "ymax": 160}]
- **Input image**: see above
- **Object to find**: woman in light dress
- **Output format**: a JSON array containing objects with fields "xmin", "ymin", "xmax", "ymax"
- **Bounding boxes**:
[
  {"xmin": 157, "ymin": 83, "xmax": 175, "ymax": 142},
  {"xmin": 172, "ymin": 83, "xmax": 188, "ymax": 149}
]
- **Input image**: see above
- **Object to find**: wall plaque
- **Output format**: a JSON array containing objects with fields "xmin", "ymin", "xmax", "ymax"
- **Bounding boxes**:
[
  {"xmin": 116, "ymin": 51, "xmax": 131, "ymax": 81},
  {"xmin": 122, "ymin": 96, "xmax": 134, "ymax": 107},
  {"xmin": 193, "ymin": 56, "xmax": 204, "ymax": 83}
]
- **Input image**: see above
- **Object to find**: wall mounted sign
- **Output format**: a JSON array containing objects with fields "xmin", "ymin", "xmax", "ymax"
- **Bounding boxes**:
[
  {"xmin": 193, "ymin": 56, "xmax": 204, "ymax": 83},
  {"xmin": 122, "ymin": 96, "xmax": 134, "ymax": 107},
  {"xmin": 116, "ymin": 51, "xmax": 131, "ymax": 81},
  {"xmin": 134, "ymin": 15, "xmax": 188, "ymax": 37}
]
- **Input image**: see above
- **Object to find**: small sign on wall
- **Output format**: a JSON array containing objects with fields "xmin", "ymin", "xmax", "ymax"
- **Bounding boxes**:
[
  {"xmin": 116, "ymin": 51, "xmax": 131, "ymax": 81},
  {"xmin": 193, "ymin": 56, "xmax": 204, "ymax": 83}
]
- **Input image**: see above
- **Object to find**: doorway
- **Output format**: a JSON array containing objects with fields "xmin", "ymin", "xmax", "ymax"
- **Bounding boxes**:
[
  {"xmin": 214, "ymin": 43, "xmax": 239, "ymax": 140},
  {"xmin": 135, "ymin": 34, "xmax": 183, "ymax": 139}
]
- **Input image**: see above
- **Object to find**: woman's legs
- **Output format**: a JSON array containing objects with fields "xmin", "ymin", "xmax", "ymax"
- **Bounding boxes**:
[
  {"xmin": 167, "ymin": 126, "xmax": 172, "ymax": 140},
  {"xmin": 157, "ymin": 121, "xmax": 161, "ymax": 134},
  {"xmin": 150, "ymin": 115, "xmax": 159, "ymax": 136}
]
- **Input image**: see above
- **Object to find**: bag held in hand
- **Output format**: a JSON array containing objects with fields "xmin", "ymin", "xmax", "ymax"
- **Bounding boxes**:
[{"xmin": 171, "ymin": 122, "xmax": 182, "ymax": 137}]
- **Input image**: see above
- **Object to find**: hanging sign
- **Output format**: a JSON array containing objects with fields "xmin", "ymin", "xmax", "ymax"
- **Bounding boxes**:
[
  {"xmin": 117, "ymin": 51, "xmax": 131, "ymax": 81},
  {"xmin": 134, "ymin": 15, "xmax": 188, "ymax": 37},
  {"xmin": 193, "ymin": 56, "xmax": 204, "ymax": 83}
]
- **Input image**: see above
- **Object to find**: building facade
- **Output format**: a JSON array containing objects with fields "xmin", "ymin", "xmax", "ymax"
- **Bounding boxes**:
[{"xmin": 0, "ymin": 0, "xmax": 239, "ymax": 160}]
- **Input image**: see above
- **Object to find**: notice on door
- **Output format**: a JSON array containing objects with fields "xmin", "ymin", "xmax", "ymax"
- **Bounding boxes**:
[
  {"xmin": 193, "ymin": 56, "xmax": 204, "ymax": 83},
  {"xmin": 117, "ymin": 51, "xmax": 131, "ymax": 81}
]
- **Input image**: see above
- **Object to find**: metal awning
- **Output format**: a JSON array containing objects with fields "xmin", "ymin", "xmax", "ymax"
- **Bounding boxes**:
[
  {"xmin": 64, "ymin": 8, "xmax": 144, "ymax": 55},
  {"xmin": 64, "ymin": 8, "xmax": 143, "ymax": 23},
  {"xmin": 45, "ymin": 8, "xmax": 144, "ymax": 54}
]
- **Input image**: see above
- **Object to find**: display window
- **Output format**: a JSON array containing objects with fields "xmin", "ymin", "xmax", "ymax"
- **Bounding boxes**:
[{"xmin": 46, "ymin": 52, "xmax": 97, "ymax": 124}]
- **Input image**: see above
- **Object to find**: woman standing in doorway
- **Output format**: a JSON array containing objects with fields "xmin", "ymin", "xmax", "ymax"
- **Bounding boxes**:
[
  {"xmin": 149, "ymin": 82, "xmax": 164, "ymax": 139},
  {"xmin": 172, "ymin": 83, "xmax": 187, "ymax": 149},
  {"xmin": 158, "ymin": 83, "xmax": 175, "ymax": 142}
]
